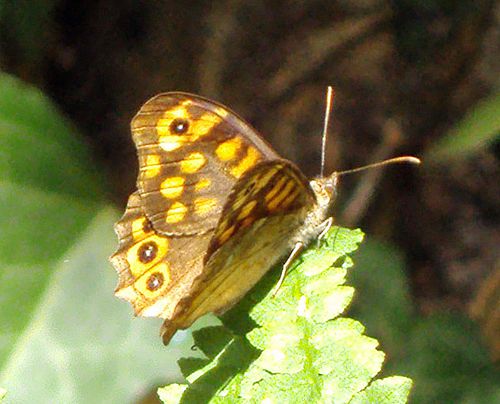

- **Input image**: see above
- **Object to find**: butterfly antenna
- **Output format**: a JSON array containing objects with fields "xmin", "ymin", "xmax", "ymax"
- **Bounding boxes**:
[
  {"xmin": 335, "ymin": 156, "xmax": 421, "ymax": 177},
  {"xmin": 320, "ymin": 86, "xmax": 335, "ymax": 178}
]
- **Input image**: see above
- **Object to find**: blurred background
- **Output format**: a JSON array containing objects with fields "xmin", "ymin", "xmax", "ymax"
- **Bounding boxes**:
[{"xmin": 0, "ymin": 1, "xmax": 498, "ymax": 403}]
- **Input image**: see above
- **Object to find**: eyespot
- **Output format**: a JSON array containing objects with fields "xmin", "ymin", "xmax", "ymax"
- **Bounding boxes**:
[
  {"xmin": 146, "ymin": 272, "xmax": 164, "ymax": 291},
  {"xmin": 170, "ymin": 118, "xmax": 189, "ymax": 134},
  {"xmin": 138, "ymin": 241, "xmax": 158, "ymax": 263}
]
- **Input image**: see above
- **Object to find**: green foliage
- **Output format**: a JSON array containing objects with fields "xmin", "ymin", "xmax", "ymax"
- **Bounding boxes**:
[
  {"xmin": 349, "ymin": 376, "xmax": 413, "ymax": 404},
  {"xmin": 159, "ymin": 228, "xmax": 413, "ymax": 403},
  {"xmin": 0, "ymin": 72, "xmax": 105, "ymax": 370},
  {"xmin": 425, "ymin": 91, "xmax": 500, "ymax": 163},
  {"xmin": 349, "ymin": 239, "xmax": 500, "ymax": 403},
  {"xmin": 0, "ymin": 387, "xmax": 5, "ymax": 402},
  {"xmin": 0, "ymin": 73, "xmax": 191, "ymax": 402}
]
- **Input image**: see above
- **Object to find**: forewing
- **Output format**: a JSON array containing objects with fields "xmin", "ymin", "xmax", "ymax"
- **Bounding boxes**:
[
  {"xmin": 131, "ymin": 92, "xmax": 279, "ymax": 235},
  {"xmin": 110, "ymin": 192, "xmax": 212, "ymax": 320},
  {"xmin": 206, "ymin": 160, "xmax": 316, "ymax": 259}
]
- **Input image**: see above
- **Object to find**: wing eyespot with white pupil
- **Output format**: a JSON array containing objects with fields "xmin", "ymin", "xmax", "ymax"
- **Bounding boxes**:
[
  {"xmin": 169, "ymin": 118, "xmax": 189, "ymax": 134},
  {"xmin": 138, "ymin": 241, "xmax": 158, "ymax": 264},
  {"xmin": 146, "ymin": 272, "xmax": 164, "ymax": 291}
]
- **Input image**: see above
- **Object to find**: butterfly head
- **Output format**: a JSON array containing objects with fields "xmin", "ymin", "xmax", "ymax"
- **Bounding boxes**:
[{"xmin": 310, "ymin": 172, "xmax": 338, "ymax": 216}]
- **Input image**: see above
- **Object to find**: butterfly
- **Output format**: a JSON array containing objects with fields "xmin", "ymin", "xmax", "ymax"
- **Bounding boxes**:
[{"xmin": 109, "ymin": 91, "xmax": 418, "ymax": 344}]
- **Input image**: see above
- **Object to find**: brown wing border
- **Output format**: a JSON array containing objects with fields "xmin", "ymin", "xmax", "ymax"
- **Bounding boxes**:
[{"xmin": 132, "ymin": 91, "xmax": 280, "ymax": 161}]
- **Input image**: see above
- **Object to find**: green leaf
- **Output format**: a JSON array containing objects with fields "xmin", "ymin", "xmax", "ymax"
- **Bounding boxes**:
[
  {"xmin": 0, "ymin": 72, "xmax": 106, "ymax": 371},
  {"xmin": 158, "ymin": 384, "xmax": 188, "ymax": 404},
  {"xmin": 0, "ymin": 73, "xmax": 190, "ymax": 401},
  {"xmin": 0, "ymin": 209, "xmax": 191, "ymax": 402},
  {"xmin": 0, "ymin": 387, "xmax": 5, "ymax": 402},
  {"xmin": 192, "ymin": 326, "xmax": 234, "ymax": 359},
  {"xmin": 350, "ymin": 376, "xmax": 413, "ymax": 404},
  {"xmin": 425, "ymin": 91, "xmax": 500, "ymax": 163},
  {"xmin": 0, "ymin": 72, "xmax": 103, "ymax": 199},
  {"xmin": 159, "ymin": 227, "xmax": 413, "ymax": 402}
]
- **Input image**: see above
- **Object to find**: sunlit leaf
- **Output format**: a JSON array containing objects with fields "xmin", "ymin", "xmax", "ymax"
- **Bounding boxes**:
[
  {"xmin": 350, "ymin": 376, "xmax": 413, "ymax": 404},
  {"xmin": 160, "ymin": 227, "xmax": 413, "ymax": 402}
]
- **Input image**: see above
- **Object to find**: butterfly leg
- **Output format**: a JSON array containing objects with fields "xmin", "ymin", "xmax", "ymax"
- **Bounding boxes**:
[
  {"xmin": 317, "ymin": 217, "xmax": 333, "ymax": 244},
  {"xmin": 272, "ymin": 241, "xmax": 304, "ymax": 297}
]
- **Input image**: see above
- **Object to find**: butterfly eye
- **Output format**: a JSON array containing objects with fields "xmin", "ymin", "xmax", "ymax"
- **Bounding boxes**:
[
  {"xmin": 138, "ymin": 241, "xmax": 158, "ymax": 263},
  {"xmin": 170, "ymin": 118, "xmax": 189, "ymax": 134},
  {"xmin": 310, "ymin": 180, "xmax": 322, "ymax": 193},
  {"xmin": 146, "ymin": 272, "xmax": 164, "ymax": 291}
]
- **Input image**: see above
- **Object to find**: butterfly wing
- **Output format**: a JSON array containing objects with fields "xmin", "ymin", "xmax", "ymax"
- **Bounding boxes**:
[
  {"xmin": 131, "ymin": 92, "xmax": 279, "ymax": 235},
  {"xmin": 160, "ymin": 160, "xmax": 318, "ymax": 343},
  {"xmin": 110, "ymin": 192, "xmax": 212, "ymax": 320},
  {"xmin": 206, "ymin": 160, "xmax": 316, "ymax": 259},
  {"xmin": 113, "ymin": 93, "xmax": 322, "ymax": 344}
]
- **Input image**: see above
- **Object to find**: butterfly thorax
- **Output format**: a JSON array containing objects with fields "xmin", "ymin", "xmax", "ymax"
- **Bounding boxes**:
[{"xmin": 290, "ymin": 173, "xmax": 338, "ymax": 247}]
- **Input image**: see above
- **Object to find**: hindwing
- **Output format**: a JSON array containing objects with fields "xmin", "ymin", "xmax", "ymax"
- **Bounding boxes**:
[{"xmin": 160, "ymin": 161, "xmax": 317, "ymax": 343}]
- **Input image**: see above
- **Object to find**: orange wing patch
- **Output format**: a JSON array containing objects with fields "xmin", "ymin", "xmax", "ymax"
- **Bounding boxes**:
[
  {"xmin": 156, "ymin": 105, "xmax": 223, "ymax": 152},
  {"xmin": 266, "ymin": 179, "xmax": 296, "ymax": 211},
  {"xmin": 190, "ymin": 112, "xmax": 223, "ymax": 137},
  {"xmin": 133, "ymin": 263, "xmax": 171, "ymax": 300},
  {"xmin": 160, "ymin": 176, "xmax": 185, "ymax": 199},
  {"xmin": 112, "ymin": 194, "xmax": 174, "ymax": 317},
  {"xmin": 218, "ymin": 224, "xmax": 236, "ymax": 245},
  {"xmin": 130, "ymin": 217, "xmax": 152, "ymax": 241},
  {"xmin": 166, "ymin": 201, "xmax": 188, "ymax": 223},
  {"xmin": 237, "ymin": 200, "xmax": 257, "ymax": 220},
  {"xmin": 195, "ymin": 178, "xmax": 211, "ymax": 191},
  {"xmin": 180, "ymin": 152, "xmax": 207, "ymax": 173},
  {"xmin": 230, "ymin": 146, "xmax": 261, "ymax": 178},
  {"xmin": 216, "ymin": 137, "xmax": 242, "ymax": 161},
  {"xmin": 156, "ymin": 103, "xmax": 192, "ymax": 151},
  {"xmin": 124, "ymin": 234, "xmax": 169, "ymax": 279},
  {"xmin": 264, "ymin": 176, "xmax": 287, "ymax": 202},
  {"xmin": 280, "ymin": 187, "xmax": 301, "ymax": 209},
  {"xmin": 142, "ymin": 155, "xmax": 162, "ymax": 179},
  {"xmin": 194, "ymin": 197, "xmax": 218, "ymax": 216}
]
